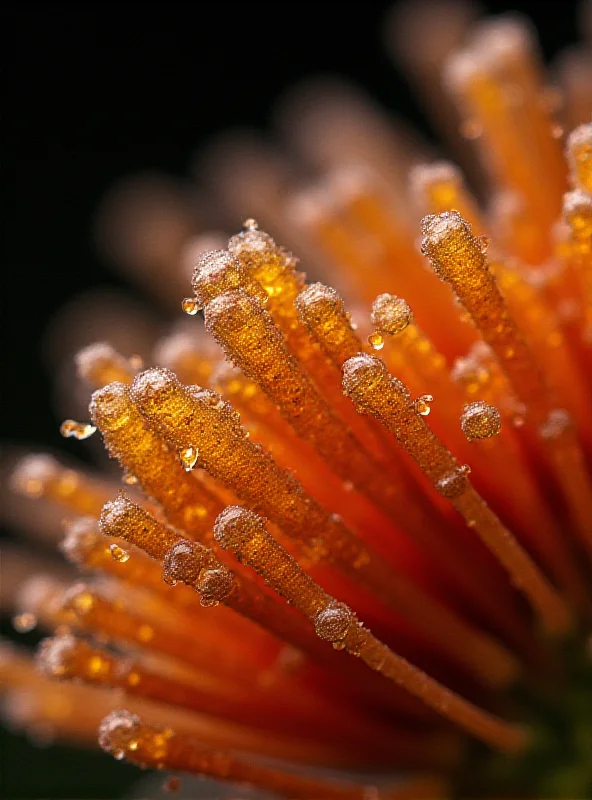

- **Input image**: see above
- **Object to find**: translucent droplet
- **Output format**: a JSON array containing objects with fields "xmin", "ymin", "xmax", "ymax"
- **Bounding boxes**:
[
  {"xmin": 109, "ymin": 543, "xmax": 130, "ymax": 563},
  {"xmin": 413, "ymin": 394, "xmax": 433, "ymax": 416},
  {"xmin": 342, "ymin": 480, "xmax": 354, "ymax": 492},
  {"xmin": 551, "ymin": 124, "xmax": 564, "ymax": 140},
  {"xmin": 179, "ymin": 446, "xmax": 198, "ymax": 471},
  {"xmin": 12, "ymin": 612, "xmax": 38, "ymax": 633},
  {"xmin": 460, "ymin": 401, "xmax": 502, "ymax": 441},
  {"xmin": 314, "ymin": 601, "xmax": 353, "ymax": 643},
  {"xmin": 243, "ymin": 218, "xmax": 259, "ymax": 231},
  {"xmin": 182, "ymin": 297, "xmax": 201, "ymax": 316},
  {"xmin": 122, "ymin": 470, "xmax": 139, "ymax": 485},
  {"xmin": 60, "ymin": 420, "xmax": 97, "ymax": 440},
  {"xmin": 368, "ymin": 331, "xmax": 384, "ymax": 350}
]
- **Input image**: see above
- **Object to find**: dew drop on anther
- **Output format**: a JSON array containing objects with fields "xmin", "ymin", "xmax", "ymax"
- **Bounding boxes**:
[
  {"xmin": 60, "ymin": 420, "xmax": 97, "ymax": 440},
  {"xmin": 182, "ymin": 297, "xmax": 201, "ymax": 316},
  {"xmin": 460, "ymin": 401, "xmax": 502, "ymax": 441},
  {"xmin": 368, "ymin": 332, "xmax": 384, "ymax": 350},
  {"xmin": 179, "ymin": 446, "xmax": 198, "ymax": 471},
  {"xmin": 413, "ymin": 394, "xmax": 433, "ymax": 416},
  {"xmin": 109, "ymin": 543, "xmax": 130, "ymax": 563}
]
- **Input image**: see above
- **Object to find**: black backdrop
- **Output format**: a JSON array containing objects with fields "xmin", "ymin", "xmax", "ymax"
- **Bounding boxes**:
[{"xmin": 1, "ymin": 1, "xmax": 582, "ymax": 797}]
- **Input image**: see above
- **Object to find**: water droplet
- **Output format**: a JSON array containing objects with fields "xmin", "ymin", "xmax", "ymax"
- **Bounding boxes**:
[
  {"xmin": 551, "ymin": 124, "xmax": 564, "ymax": 140},
  {"xmin": 314, "ymin": 601, "xmax": 354, "ymax": 643},
  {"xmin": 182, "ymin": 297, "xmax": 201, "ymax": 316},
  {"xmin": 60, "ymin": 420, "xmax": 97, "ymax": 440},
  {"xmin": 12, "ymin": 612, "xmax": 37, "ymax": 633},
  {"xmin": 368, "ymin": 331, "xmax": 384, "ymax": 350},
  {"xmin": 109, "ymin": 543, "xmax": 130, "ymax": 563},
  {"xmin": 413, "ymin": 394, "xmax": 433, "ymax": 416},
  {"xmin": 122, "ymin": 470, "xmax": 138, "ymax": 485},
  {"xmin": 342, "ymin": 480, "xmax": 354, "ymax": 492},
  {"xmin": 460, "ymin": 401, "xmax": 502, "ymax": 441},
  {"xmin": 179, "ymin": 446, "xmax": 198, "ymax": 471},
  {"xmin": 243, "ymin": 218, "xmax": 259, "ymax": 231}
]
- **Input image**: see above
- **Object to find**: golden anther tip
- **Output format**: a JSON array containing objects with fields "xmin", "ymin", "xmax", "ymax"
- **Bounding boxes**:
[
  {"xmin": 35, "ymin": 635, "xmax": 80, "ymax": 679},
  {"xmin": 98, "ymin": 493, "xmax": 134, "ymax": 539},
  {"xmin": 10, "ymin": 454, "xmax": 59, "ymax": 497},
  {"xmin": 213, "ymin": 505, "xmax": 261, "ymax": 552},
  {"xmin": 89, "ymin": 382, "xmax": 131, "ymax": 432},
  {"xmin": 191, "ymin": 249, "xmax": 247, "ymax": 307},
  {"xmin": 313, "ymin": 600, "xmax": 355, "ymax": 643},
  {"xmin": 203, "ymin": 288, "xmax": 262, "ymax": 337},
  {"xmin": 98, "ymin": 709, "xmax": 143, "ymax": 755},
  {"xmin": 75, "ymin": 342, "xmax": 130, "ymax": 385},
  {"xmin": 342, "ymin": 353, "xmax": 390, "ymax": 405},
  {"xmin": 130, "ymin": 367, "xmax": 179, "ymax": 409},
  {"xmin": 59, "ymin": 516, "xmax": 101, "ymax": 564}
]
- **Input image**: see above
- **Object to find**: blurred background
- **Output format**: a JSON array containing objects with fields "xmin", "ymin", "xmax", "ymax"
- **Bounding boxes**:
[{"xmin": 2, "ymin": 1, "xmax": 584, "ymax": 797}]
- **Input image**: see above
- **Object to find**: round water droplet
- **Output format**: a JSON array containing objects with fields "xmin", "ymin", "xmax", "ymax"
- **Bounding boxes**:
[
  {"xmin": 179, "ymin": 446, "xmax": 199, "ymax": 471},
  {"xmin": 314, "ymin": 601, "xmax": 354, "ymax": 643},
  {"xmin": 413, "ymin": 394, "xmax": 433, "ymax": 416},
  {"xmin": 109, "ymin": 543, "xmax": 130, "ymax": 563},
  {"xmin": 551, "ymin": 124, "xmax": 564, "ymax": 140},
  {"xmin": 243, "ymin": 218, "xmax": 259, "ymax": 231},
  {"xmin": 12, "ymin": 612, "xmax": 38, "ymax": 633},
  {"xmin": 60, "ymin": 420, "xmax": 97, "ymax": 440},
  {"xmin": 368, "ymin": 331, "xmax": 384, "ymax": 350},
  {"xmin": 460, "ymin": 401, "xmax": 502, "ymax": 441},
  {"xmin": 122, "ymin": 470, "xmax": 139, "ymax": 485},
  {"xmin": 182, "ymin": 297, "xmax": 201, "ymax": 316}
]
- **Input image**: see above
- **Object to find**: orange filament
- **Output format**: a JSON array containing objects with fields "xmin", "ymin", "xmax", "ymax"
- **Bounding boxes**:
[
  {"xmin": 89, "ymin": 382, "xmax": 223, "ymax": 536},
  {"xmin": 214, "ymin": 506, "xmax": 528, "ymax": 752},
  {"xmin": 129, "ymin": 368, "xmax": 521, "ymax": 687},
  {"xmin": 444, "ymin": 18, "xmax": 565, "ymax": 262},
  {"xmin": 421, "ymin": 211, "xmax": 592, "ymax": 560},
  {"xmin": 37, "ymin": 635, "xmax": 415, "ymax": 758},
  {"xmin": 11, "ymin": 453, "xmax": 113, "ymax": 517},
  {"xmin": 342, "ymin": 353, "xmax": 572, "ymax": 638},
  {"xmin": 99, "ymin": 710, "xmax": 447, "ymax": 798},
  {"xmin": 75, "ymin": 342, "xmax": 137, "ymax": 388}
]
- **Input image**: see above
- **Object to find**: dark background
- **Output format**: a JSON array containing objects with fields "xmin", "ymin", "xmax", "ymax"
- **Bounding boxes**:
[{"xmin": 1, "ymin": 1, "xmax": 582, "ymax": 797}]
